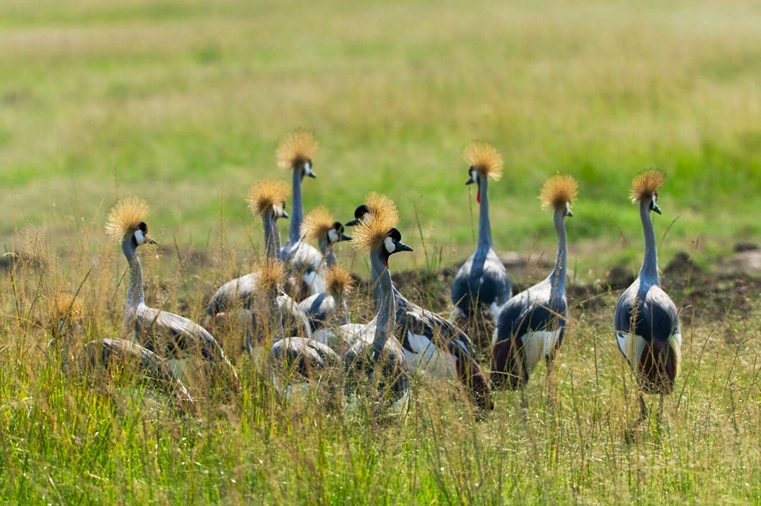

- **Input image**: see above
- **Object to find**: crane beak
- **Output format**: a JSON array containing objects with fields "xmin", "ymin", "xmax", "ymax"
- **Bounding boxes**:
[
  {"xmin": 652, "ymin": 203, "xmax": 662, "ymax": 215},
  {"xmin": 144, "ymin": 235, "xmax": 157, "ymax": 245},
  {"xmin": 344, "ymin": 218, "xmax": 359, "ymax": 227},
  {"xmin": 341, "ymin": 233, "xmax": 352, "ymax": 241},
  {"xmin": 465, "ymin": 178, "xmax": 474, "ymax": 186},
  {"xmin": 281, "ymin": 210, "xmax": 289, "ymax": 219},
  {"xmin": 394, "ymin": 241, "xmax": 414, "ymax": 253}
]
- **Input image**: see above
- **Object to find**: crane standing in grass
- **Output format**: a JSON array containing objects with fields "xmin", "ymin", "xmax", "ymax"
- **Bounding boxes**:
[
  {"xmin": 346, "ymin": 194, "xmax": 493, "ymax": 411},
  {"xmin": 491, "ymin": 175, "xmax": 577, "ymax": 396},
  {"xmin": 340, "ymin": 196, "xmax": 414, "ymax": 406},
  {"xmin": 614, "ymin": 169, "xmax": 681, "ymax": 424},
  {"xmin": 450, "ymin": 142, "xmax": 512, "ymax": 327},
  {"xmin": 106, "ymin": 197, "xmax": 239, "ymax": 392},
  {"xmin": 276, "ymin": 129, "xmax": 324, "ymax": 298},
  {"xmin": 206, "ymin": 179, "xmax": 310, "ymax": 349}
]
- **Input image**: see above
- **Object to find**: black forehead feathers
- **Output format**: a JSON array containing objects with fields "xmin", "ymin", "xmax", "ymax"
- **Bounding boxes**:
[
  {"xmin": 354, "ymin": 204, "xmax": 369, "ymax": 220},
  {"xmin": 332, "ymin": 221, "xmax": 344, "ymax": 234},
  {"xmin": 138, "ymin": 222, "xmax": 148, "ymax": 234},
  {"xmin": 387, "ymin": 228, "xmax": 402, "ymax": 243}
]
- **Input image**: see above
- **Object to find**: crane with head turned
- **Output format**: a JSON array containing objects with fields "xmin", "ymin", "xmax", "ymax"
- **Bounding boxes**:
[
  {"xmin": 206, "ymin": 179, "xmax": 310, "ymax": 346},
  {"xmin": 450, "ymin": 142, "xmax": 512, "ymax": 327},
  {"xmin": 299, "ymin": 264, "xmax": 354, "ymax": 348},
  {"xmin": 50, "ymin": 293, "xmax": 196, "ymax": 412},
  {"xmin": 614, "ymin": 169, "xmax": 681, "ymax": 425},
  {"xmin": 339, "ymin": 196, "xmax": 413, "ymax": 407},
  {"xmin": 345, "ymin": 194, "xmax": 493, "ymax": 412},
  {"xmin": 491, "ymin": 175, "xmax": 577, "ymax": 395},
  {"xmin": 276, "ymin": 129, "xmax": 325, "ymax": 298},
  {"xmin": 105, "ymin": 198, "xmax": 239, "ymax": 392}
]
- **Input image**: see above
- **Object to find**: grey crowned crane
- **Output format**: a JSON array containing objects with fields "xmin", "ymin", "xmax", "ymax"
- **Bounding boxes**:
[
  {"xmin": 491, "ymin": 175, "xmax": 577, "ymax": 391},
  {"xmin": 276, "ymin": 129, "xmax": 324, "ymax": 298},
  {"xmin": 205, "ymin": 180, "xmax": 310, "ymax": 348},
  {"xmin": 299, "ymin": 264, "xmax": 354, "ymax": 349},
  {"xmin": 339, "ymin": 197, "xmax": 413, "ymax": 406},
  {"xmin": 451, "ymin": 142, "xmax": 512, "ymax": 325},
  {"xmin": 346, "ymin": 195, "xmax": 493, "ymax": 411},
  {"xmin": 105, "ymin": 198, "xmax": 239, "ymax": 393},
  {"xmin": 50, "ymin": 293, "xmax": 196, "ymax": 412},
  {"xmin": 236, "ymin": 260, "xmax": 339, "ymax": 387},
  {"xmin": 614, "ymin": 169, "xmax": 681, "ymax": 423}
]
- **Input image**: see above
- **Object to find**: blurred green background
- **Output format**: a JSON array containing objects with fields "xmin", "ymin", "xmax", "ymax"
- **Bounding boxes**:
[{"xmin": 1, "ymin": 0, "xmax": 760, "ymax": 274}]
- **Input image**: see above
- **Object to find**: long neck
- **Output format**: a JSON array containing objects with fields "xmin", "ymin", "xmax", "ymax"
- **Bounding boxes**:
[
  {"xmin": 549, "ymin": 209, "xmax": 567, "ymax": 299},
  {"xmin": 477, "ymin": 176, "xmax": 492, "ymax": 251},
  {"xmin": 325, "ymin": 247, "xmax": 337, "ymax": 268},
  {"xmin": 289, "ymin": 169, "xmax": 303, "ymax": 245},
  {"xmin": 639, "ymin": 201, "xmax": 659, "ymax": 285},
  {"xmin": 122, "ymin": 237, "xmax": 144, "ymax": 308},
  {"xmin": 263, "ymin": 211, "xmax": 281, "ymax": 259},
  {"xmin": 370, "ymin": 249, "xmax": 395, "ymax": 354}
]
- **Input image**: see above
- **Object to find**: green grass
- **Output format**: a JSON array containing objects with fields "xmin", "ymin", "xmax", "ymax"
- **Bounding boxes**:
[{"xmin": 2, "ymin": 0, "xmax": 761, "ymax": 503}]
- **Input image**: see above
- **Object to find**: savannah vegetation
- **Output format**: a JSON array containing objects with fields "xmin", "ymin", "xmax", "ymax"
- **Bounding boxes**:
[{"xmin": 2, "ymin": 0, "xmax": 761, "ymax": 503}]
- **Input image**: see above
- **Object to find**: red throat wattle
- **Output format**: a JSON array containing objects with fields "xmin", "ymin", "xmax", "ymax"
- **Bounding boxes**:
[
  {"xmin": 383, "ymin": 258, "xmax": 389, "ymax": 268},
  {"xmin": 476, "ymin": 189, "xmax": 481, "ymax": 204}
]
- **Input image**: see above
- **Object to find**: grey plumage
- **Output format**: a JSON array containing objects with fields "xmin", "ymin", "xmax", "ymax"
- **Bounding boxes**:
[
  {"xmin": 614, "ymin": 189, "xmax": 681, "ymax": 397},
  {"xmin": 492, "ymin": 203, "xmax": 571, "ymax": 390},
  {"xmin": 451, "ymin": 168, "xmax": 511, "ymax": 323}
]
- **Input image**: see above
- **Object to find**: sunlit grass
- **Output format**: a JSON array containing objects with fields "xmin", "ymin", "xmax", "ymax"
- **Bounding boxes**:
[{"xmin": 2, "ymin": 0, "xmax": 761, "ymax": 503}]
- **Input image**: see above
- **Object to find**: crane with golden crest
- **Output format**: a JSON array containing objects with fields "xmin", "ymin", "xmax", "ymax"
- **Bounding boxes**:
[
  {"xmin": 276, "ymin": 129, "xmax": 326, "ymax": 298},
  {"xmin": 206, "ymin": 179, "xmax": 310, "ymax": 348},
  {"xmin": 614, "ymin": 169, "xmax": 681, "ymax": 424},
  {"xmin": 106, "ymin": 197, "xmax": 239, "ymax": 391},
  {"xmin": 450, "ymin": 141, "xmax": 512, "ymax": 326},
  {"xmin": 491, "ymin": 175, "xmax": 577, "ymax": 392}
]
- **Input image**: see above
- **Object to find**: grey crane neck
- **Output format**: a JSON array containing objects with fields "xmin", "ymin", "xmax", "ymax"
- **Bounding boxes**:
[
  {"xmin": 318, "ymin": 236, "xmax": 337, "ymax": 267},
  {"xmin": 289, "ymin": 169, "xmax": 305, "ymax": 246},
  {"xmin": 549, "ymin": 209, "xmax": 567, "ymax": 299},
  {"xmin": 477, "ymin": 177, "xmax": 493, "ymax": 251},
  {"xmin": 262, "ymin": 211, "xmax": 281, "ymax": 259},
  {"xmin": 122, "ymin": 237, "xmax": 144, "ymax": 308},
  {"xmin": 639, "ymin": 200, "xmax": 659, "ymax": 286},
  {"xmin": 370, "ymin": 248, "xmax": 395, "ymax": 354}
]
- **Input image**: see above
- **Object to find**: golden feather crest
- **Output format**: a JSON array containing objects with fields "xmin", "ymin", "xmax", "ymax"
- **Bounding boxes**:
[
  {"xmin": 353, "ymin": 194, "xmax": 399, "ymax": 253},
  {"xmin": 276, "ymin": 129, "xmax": 319, "ymax": 169},
  {"xmin": 463, "ymin": 141, "xmax": 503, "ymax": 180},
  {"xmin": 247, "ymin": 179, "xmax": 290, "ymax": 216},
  {"xmin": 630, "ymin": 169, "xmax": 665, "ymax": 203},
  {"xmin": 325, "ymin": 265, "xmax": 353, "ymax": 296},
  {"xmin": 540, "ymin": 175, "xmax": 578, "ymax": 211},
  {"xmin": 105, "ymin": 197, "xmax": 149, "ymax": 241},
  {"xmin": 301, "ymin": 207, "xmax": 335, "ymax": 241},
  {"xmin": 51, "ymin": 293, "xmax": 84, "ymax": 322},
  {"xmin": 364, "ymin": 192, "xmax": 399, "ymax": 225},
  {"xmin": 255, "ymin": 259, "xmax": 287, "ymax": 293}
]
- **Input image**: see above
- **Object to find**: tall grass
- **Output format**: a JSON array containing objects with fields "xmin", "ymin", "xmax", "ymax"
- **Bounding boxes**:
[{"xmin": 2, "ymin": 207, "xmax": 761, "ymax": 503}]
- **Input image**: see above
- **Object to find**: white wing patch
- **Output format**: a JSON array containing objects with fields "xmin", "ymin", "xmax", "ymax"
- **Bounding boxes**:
[
  {"xmin": 615, "ymin": 332, "xmax": 629, "ymax": 358},
  {"xmin": 403, "ymin": 331, "xmax": 457, "ymax": 379},
  {"xmin": 522, "ymin": 329, "xmax": 562, "ymax": 373}
]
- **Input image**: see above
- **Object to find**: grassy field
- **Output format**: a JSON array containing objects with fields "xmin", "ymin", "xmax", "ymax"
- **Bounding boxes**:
[{"xmin": 2, "ymin": 0, "xmax": 761, "ymax": 503}]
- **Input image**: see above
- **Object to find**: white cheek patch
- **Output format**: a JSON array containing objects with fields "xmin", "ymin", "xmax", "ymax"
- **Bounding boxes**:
[
  {"xmin": 384, "ymin": 237, "xmax": 396, "ymax": 253},
  {"xmin": 328, "ymin": 229, "xmax": 339, "ymax": 244},
  {"xmin": 134, "ymin": 230, "xmax": 145, "ymax": 245},
  {"xmin": 304, "ymin": 161, "xmax": 311, "ymax": 172}
]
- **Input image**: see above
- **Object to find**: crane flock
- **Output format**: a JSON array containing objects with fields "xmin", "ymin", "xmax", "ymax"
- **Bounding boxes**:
[{"xmin": 49, "ymin": 130, "xmax": 682, "ymax": 421}]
